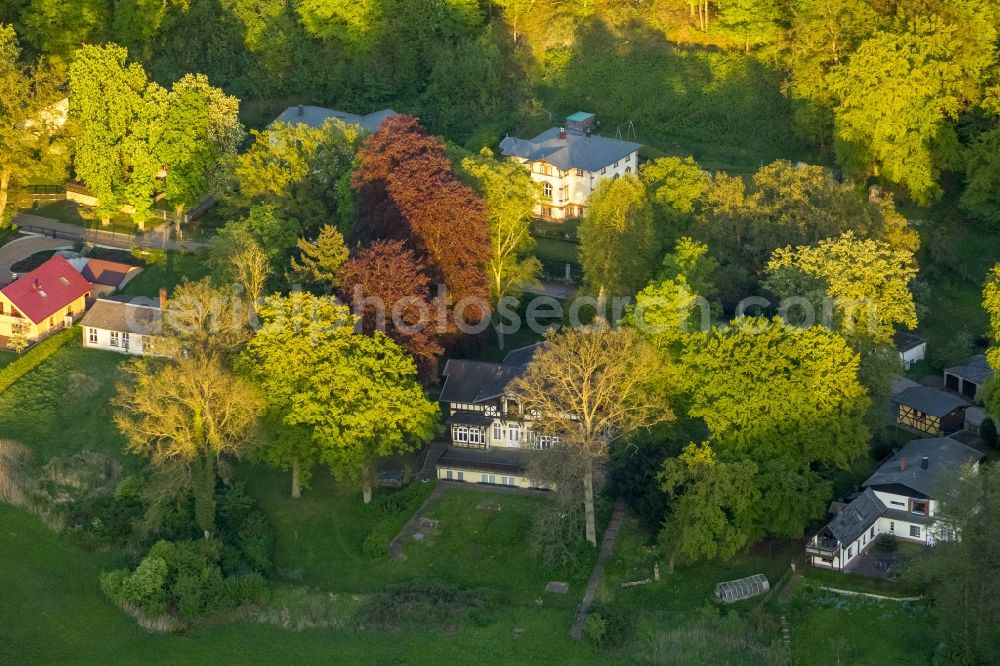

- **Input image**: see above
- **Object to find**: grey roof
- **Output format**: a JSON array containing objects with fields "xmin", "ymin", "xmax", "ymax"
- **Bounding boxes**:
[
  {"xmin": 890, "ymin": 375, "xmax": 921, "ymax": 397},
  {"xmin": 499, "ymin": 127, "xmax": 642, "ymax": 172},
  {"xmin": 271, "ymin": 105, "xmax": 397, "ymax": 134},
  {"xmin": 79, "ymin": 298, "xmax": 161, "ymax": 335},
  {"xmin": 882, "ymin": 508, "xmax": 934, "ymax": 526},
  {"xmin": 439, "ymin": 344, "xmax": 539, "ymax": 404},
  {"xmin": 893, "ymin": 386, "xmax": 969, "ymax": 417},
  {"xmin": 944, "ymin": 355, "xmax": 993, "ymax": 387},
  {"xmin": 436, "ymin": 446, "xmax": 527, "ymax": 475},
  {"xmin": 827, "ymin": 488, "xmax": 885, "ymax": 545},
  {"xmin": 965, "ymin": 406, "xmax": 987, "ymax": 427},
  {"xmin": 893, "ymin": 330, "xmax": 925, "ymax": 353},
  {"xmin": 864, "ymin": 437, "xmax": 984, "ymax": 497}
]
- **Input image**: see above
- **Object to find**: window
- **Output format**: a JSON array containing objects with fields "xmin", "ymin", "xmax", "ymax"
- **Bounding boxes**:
[
  {"xmin": 445, "ymin": 470, "xmax": 453, "ymax": 480},
  {"xmin": 501, "ymin": 476, "xmax": 515, "ymax": 486},
  {"xmin": 890, "ymin": 500, "xmax": 905, "ymax": 507},
  {"xmin": 0, "ymin": 302, "xmax": 4, "ymax": 314},
  {"xmin": 109, "ymin": 331, "xmax": 120, "ymax": 347},
  {"xmin": 911, "ymin": 501, "xmax": 927, "ymax": 515},
  {"xmin": 889, "ymin": 521, "xmax": 895, "ymax": 533},
  {"xmin": 847, "ymin": 547, "xmax": 853, "ymax": 559},
  {"xmin": 614, "ymin": 160, "xmax": 619, "ymax": 168},
  {"xmin": 88, "ymin": 328, "xmax": 98, "ymax": 344},
  {"xmin": 576, "ymin": 168, "xmax": 584, "ymax": 176},
  {"xmin": 541, "ymin": 206, "xmax": 552, "ymax": 217},
  {"xmin": 492, "ymin": 423, "xmax": 502, "ymax": 441},
  {"xmin": 453, "ymin": 425, "xmax": 485, "ymax": 447},
  {"xmin": 142, "ymin": 336, "xmax": 154, "ymax": 353},
  {"xmin": 457, "ymin": 471, "xmax": 464, "ymax": 481},
  {"xmin": 561, "ymin": 185, "xmax": 569, "ymax": 202},
  {"xmin": 870, "ymin": 526, "xmax": 875, "ymax": 538},
  {"xmin": 48, "ymin": 316, "xmax": 54, "ymax": 328},
  {"xmin": 508, "ymin": 425, "xmax": 521, "ymax": 444},
  {"xmin": 122, "ymin": 332, "xmax": 129, "ymax": 350},
  {"xmin": 910, "ymin": 525, "xmax": 921, "ymax": 538},
  {"xmin": 543, "ymin": 182, "xmax": 553, "ymax": 199},
  {"xmin": 480, "ymin": 474, "xmax": 496, "ymax": 484},
  {"xmin": 625, "ymin": 166, "xmax": 632, "ymax": 174},
  {"xmin": 601, "ymin": 166, "xmax": 607, "ymax": 174}
]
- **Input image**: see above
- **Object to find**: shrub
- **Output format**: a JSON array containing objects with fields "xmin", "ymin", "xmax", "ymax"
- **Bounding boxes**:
[
  {"xmin": 218, "ymin": 482, "xmax": 274, "ymax": 574},
  {"xmin": 361, "ymin": 481, "xmax": 436, "ymax": 559},
  {"xmin": 354, "ymin": 581, "xmax": 506, "ymax": 633},
  {"xmin": 101, "ymin": 538, "xmax": 267, "ymax": 625},
  {"xmin": 873, "ymin": 533, "xmax": 899, "ymax": 553},
  {"xmin": 584, "ymin": 603, "xmax": 634, "ymax": 648},
  {"xmin": 0, "ymin": 327, "xmax": 76, "ymax": 395}
]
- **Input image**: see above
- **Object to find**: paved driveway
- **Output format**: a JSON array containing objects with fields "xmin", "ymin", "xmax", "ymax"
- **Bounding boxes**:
[{"xmin": 0, "ymin": 234, "xmax": 74, "ymax": 285}]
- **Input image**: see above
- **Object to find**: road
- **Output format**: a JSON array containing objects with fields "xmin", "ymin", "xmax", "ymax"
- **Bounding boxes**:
[{"xmin": 0, "ymin": 235, "xmax": 74, "ymax": 285}]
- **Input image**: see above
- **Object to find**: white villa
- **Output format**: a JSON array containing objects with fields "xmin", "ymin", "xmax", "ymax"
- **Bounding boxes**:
[
  {"xmin": 806, "ymin": 437, "xmax": 983, "ymax": 571},
  {"xmin": 434, "ymin": 344, "xmax": 555, "ymax": 488},
  {"xmin": 499, "ymin": 112, "xmax": 642, "ymax": 221},
  {"xmin": 79, "ymin": 298, "xmax": 163, "ymax": 356}
]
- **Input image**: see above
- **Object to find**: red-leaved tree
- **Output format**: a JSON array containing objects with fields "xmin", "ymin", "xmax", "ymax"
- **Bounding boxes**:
[
  {"xmin": 352, "ymin": 115, "xmax": 490, "ymax": 317},
  {"xmin": 337, "ymin": 240, "xmax": 446, "ymax": 381}
]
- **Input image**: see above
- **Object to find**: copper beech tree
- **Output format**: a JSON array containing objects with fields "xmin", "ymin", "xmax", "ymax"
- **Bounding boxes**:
[
  {"xmin": 351, "ymin": 114, "xmax": 490, "ymax": 317},
  {"xmin": 511, "ymin": 322, "xmax": 672, "ymax": 546},
  {"xmin": 337, "ymin": 239, "xmax": 445, "ymax": 381}
]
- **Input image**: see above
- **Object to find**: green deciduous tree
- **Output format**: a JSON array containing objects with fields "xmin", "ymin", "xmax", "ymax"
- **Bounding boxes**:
[
  {"xmin": 460, "ymin": 148, "xmax": 541, "ymax": 340},
  {"xmin": 767, "ymin": 232, "xmax": 918, "ymax": 344},
  {"xmin": 239, "ymin": 292, "xmax": 439, "ymax": 501},
  {"xmin": 717, "ymin": 0, "xmax": 781, "ymax": 53},
  {"xmin": 682, "ymin": 317, "xmax": 869, "ymax": 538},
  {"xmin": 21, "ymin": 0, "xmax": 108, "ymax": 61},
  {"xmin": 511, "ymin": 322, "xmax": 672, "ymax": 545},
  {"xmin": 659, "ymin": 441, "xmax": 759, "ymax": 572},
  {"xmin": 232, "ymin": 118, "xmax": 363, "ymax": 234},
  {"xmin": 828, "ymin": 14, "xmax": 995, "ymax": 203},
  {"xmin": 579, "ymin": 176, "xmax": 659, "ymax": 301},
  {"xmin": 960, "ymin": 125, "xmax": 1000, "ymax": 228},
  {"xmin": 0, "ymin": 25, "xmax": 69, "ymax": 224}
]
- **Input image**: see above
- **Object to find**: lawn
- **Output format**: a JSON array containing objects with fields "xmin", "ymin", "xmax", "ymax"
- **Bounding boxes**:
[
  {"xmin": 121, "ymin": 250, "xmax": 213, "ymax": 298},
  {"xmin": 0, "ymin": 338, "xmax": 133, "ymax": 466},
  {"xmin": 0, "ymin": 502, "xmax": 608, "ymax": 664},
  {"xmin": 788, "ymin": 585, "xmax": 935, "ymax": 665}
]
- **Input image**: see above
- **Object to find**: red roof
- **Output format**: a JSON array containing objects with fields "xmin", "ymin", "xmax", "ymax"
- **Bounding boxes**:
[
  {"xmin": 1, "ymin": 255, "xmax": 92, "ymax": 324},
  {"xmin": 80, "ymin": 258, "xmax": 136, "ymax": 287}
]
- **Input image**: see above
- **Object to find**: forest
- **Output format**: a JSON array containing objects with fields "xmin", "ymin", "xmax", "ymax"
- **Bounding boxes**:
[{"xmin": 0, "ymin": 0, "xmax": 997, "ymax": 221}]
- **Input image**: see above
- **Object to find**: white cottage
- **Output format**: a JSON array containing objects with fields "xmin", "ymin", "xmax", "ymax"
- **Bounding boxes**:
[
  {"xmin": 806, "ymin": 437, "xmax": 984, "ymax": 570},
  {"xmin": 79, "ymin": 298, "xmax": 163, "ymax": 356}
]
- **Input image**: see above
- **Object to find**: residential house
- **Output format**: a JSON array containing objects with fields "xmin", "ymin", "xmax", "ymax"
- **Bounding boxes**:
[
  {"xmin": 435, "ymin": 344, "xmax": 554, "ymax": 488},
  {"xmin": 893, "ymin": 331, "xmax": 926, "ymax": 370},
  {"xmin": 67, "ymin": 257, "xmax": 143, "ymax": 298},
  {"xmin": 79, "ymin": 297, "xmax": 163, "ymax": 356},
  {"xmin": 892, "ymin": 386, "xmax": 969, "ymax": 436},
  {"xmin": 271, "ymin": 105, "xmax": 397, "ymax": 134},
  {"xmin": 499, "ymin": 112, "xmax": 643, "ymax": 221},
  {"xmin": 0, "ymin": 256, "xmax": 91, "ymax": 343},
  {"xmin": 806, "ymin": 437, "xmax": 984, "ymax": 570},
  {"xmin": 943, "ymin": 355, "xmax": 993, "ymax": 400}
]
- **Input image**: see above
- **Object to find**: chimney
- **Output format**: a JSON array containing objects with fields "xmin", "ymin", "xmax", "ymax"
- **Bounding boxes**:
[
  {"xmin": 32, "ymin": 278, "xmax": 40, "ymax": 292},
  {"xmin": 558, "ymin": 127, "xmax": 566, "ymax": 140},
  {"xmin": 921, "ymin": 456, "xmax": 929, "ymax": 470},
  {"xmin": 297, "ymin": 104, "xmax": 304, "ymax": 117},
  {"xmin": 159, "ymin": 288, "xmax": 167, "ymax": 310},
  {"xmin": 899, "ymin": 457, "xmax": 908, "ymax": 471}
]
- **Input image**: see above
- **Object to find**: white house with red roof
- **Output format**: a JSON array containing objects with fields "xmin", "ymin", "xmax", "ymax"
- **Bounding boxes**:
[{"xmin": 0, "ymin": 255, "xmax": 92, "ymax": 343}]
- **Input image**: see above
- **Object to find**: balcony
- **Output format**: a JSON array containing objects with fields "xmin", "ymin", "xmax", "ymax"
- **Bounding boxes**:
[{"xmin": 805, "ymin": 537, "xmax": 840, "ymax": 557}]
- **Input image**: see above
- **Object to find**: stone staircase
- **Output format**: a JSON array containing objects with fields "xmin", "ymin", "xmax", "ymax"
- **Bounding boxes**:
[{"xmin": 418, "ymin": 439, "xmax": 448, "ymax": 480}]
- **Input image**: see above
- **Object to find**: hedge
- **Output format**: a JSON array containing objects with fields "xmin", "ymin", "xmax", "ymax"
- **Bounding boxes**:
[{"xmin": 0, "ymin": 327, "xmax": 77, "ymax": 395}]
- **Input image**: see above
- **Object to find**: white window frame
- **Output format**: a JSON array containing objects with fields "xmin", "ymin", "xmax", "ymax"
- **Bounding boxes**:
[
  {"xmin": 910, "ymin": 525, "xmax": 921, "ymax": 538},
  {"xmin": 122, "ymin": 332, "xmax": 130, "ymax": 350},
  {"xmin": 88, "ymin": 328, "xmax": 98, "ymax": 344},
  {"xmin": 109, "ymin": 331, "xmax": 120, "ymax": 348}
]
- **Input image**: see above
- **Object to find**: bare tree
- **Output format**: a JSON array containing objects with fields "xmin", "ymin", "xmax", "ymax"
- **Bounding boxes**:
[
  {"xmin": 114, "ymin": 355, "xmax": 263, "ymax": 538},
  {"xmin": 511, "ymin": 321, "xmax": 672, "ymax": 545},
  {"xmin": 229, "ymin": 239, "xmax": 272, "ymax": 313}
]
